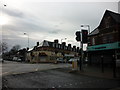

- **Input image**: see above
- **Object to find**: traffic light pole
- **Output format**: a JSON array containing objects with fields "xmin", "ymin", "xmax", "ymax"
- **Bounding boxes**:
[
  {"xmin": 75, "ymin": 30, "xmax": 87, "ymax": 71},
  {"xmin": 79, "ymin": 41, "xmax": 83, "ymax": 71}
]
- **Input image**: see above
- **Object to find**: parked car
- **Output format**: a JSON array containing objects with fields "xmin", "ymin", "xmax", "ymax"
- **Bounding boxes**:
[
  {"xmin": 17, "ymin": 58, "xmax": 22, "ymax": 62},
  {"xmin": 57, "ymin": 58, "xmax": 64, "ymax": 63},
  {"xmin": 13, "ymin": 57, "xmax": 18, "ymax": 61},
  {"xmin": 68, "ymin": 58, "xmax": 78, "ymax": 63},
  {"xmin": 13, "ymin": 57, "xmax": 22, "ymax": 62}
]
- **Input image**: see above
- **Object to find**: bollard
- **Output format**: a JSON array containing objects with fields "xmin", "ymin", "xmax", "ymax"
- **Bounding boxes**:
[
  {"xmin": 72, "ymin": 61, "xmax": 74, "ymax": 68},
  {"xmin": 112, "ymin": 55, "xmax": 116, "ymax": 78},
  {"xmin": 101, "ymin": 55, "xmax": 104, "ymax": 73},
  {"xmin": 72, "ymin": 60, "xmax": 78, "ymax": 70}
]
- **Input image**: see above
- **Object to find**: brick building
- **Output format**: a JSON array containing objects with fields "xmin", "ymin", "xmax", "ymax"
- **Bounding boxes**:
[
  {"xmin": 27, "ymin": 39, "xmax": 80, "ymax": 63},
  {"xmin": 87, "ymin": 10, "xmax": 120, "ymax": 66}
]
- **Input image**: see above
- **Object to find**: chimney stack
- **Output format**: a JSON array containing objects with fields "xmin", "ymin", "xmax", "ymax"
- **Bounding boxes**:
[
  {"xmin": 37, "ymin": 42, "xmax": 39, "ymax": 46},
  {"xmin": 68, "ymin": 44, "xmax": 71, "ymax": 51},
  {"xmin": 73, "ymin": 46, "xmax": 76, "ymax": 52},
  {"xmin": 62, "ymin": 42, "xmax": 66, "ymax": 46},
  {"xmin": 77, "ymin": 47, "xmax": 79, "ymax": 52},
  {"xmin": 54, "ymin": 39, "xmax": 59, "ymax": 43},
  {"xmin": 62, "ymin": 42, "xmax": 66, "ymax": 49}
]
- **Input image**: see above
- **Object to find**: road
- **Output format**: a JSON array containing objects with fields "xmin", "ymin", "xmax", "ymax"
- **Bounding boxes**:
[
  {"xmin": 2, "ymin": 68, "xmax": 120, "ymax": 89},
  {"xmin": 0, "ymin": 60, "xmax": 72, "ymax": 89},
  {"xmin": 1, "ymin": 60, "xmax": 72, "ymax": 76},
  {"xmin": 1, "ymin": 61, "xmax": 120, "ymax": 89}
]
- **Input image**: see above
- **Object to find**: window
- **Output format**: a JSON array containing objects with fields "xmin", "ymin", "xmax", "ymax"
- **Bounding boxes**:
[
  {"xmin": 102, "ymin": 36, "xmax": 107, "ymax": 43},
  {"xmin": 58, "ymin": 45, "xmax": 60, "ymax": 48},
  {"xmin": 107, "ymin": 35, "xmax": 113, "ymax": 43},
  {"xmin": 53, "ymin": 43, "xmax": 55, "ymax": 47},
  {"xmin": 92, "ymin": 38, "xmax": 95, "ymax": 45},
  {"xmin": 56, "ymin": 44, "xmax": 58, "ymax": 48},
  {"xmin": 102, "ymin": 35, "xmax": 113, "ymax": 44}
]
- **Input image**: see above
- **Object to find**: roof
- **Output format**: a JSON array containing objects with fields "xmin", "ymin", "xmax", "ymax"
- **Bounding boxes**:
[
  {"xmin": 89, "ymin": 28, "xmax": 99, "ymax": 36},
  {"xmin": 38, "ymin": 40, "xmax": 51, "ymax": 47},
  {"xmin": 89, "ymin": 10, "xmax": 120, "ymax": 36},
  {"xmin": 28, "ymin": 48, "xmax": 34, "ymax": 52},
  {"xmin": 106, "ymin": 10, "xmax": 120, "ymax": 23},
  {"xmin": 99, "ymin": 10, "xmax": 120, "ymax": 27}
]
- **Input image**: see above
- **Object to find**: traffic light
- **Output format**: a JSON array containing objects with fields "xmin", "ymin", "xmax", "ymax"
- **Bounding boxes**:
[
  {"xmin": 82, "ymin": 30, "xmax": 88, "ymax": 43},
  {"xmin": 75, "ymin": 31, "xmax": 81, "ymax": 41}
]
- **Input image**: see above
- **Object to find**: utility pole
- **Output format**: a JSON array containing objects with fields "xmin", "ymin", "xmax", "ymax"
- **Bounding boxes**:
[
  {"xmin": 80, "ymin": 41, "xmax": 83, "ymax": 71},
  {"xmin": 24, "ymin": 33, "xmax": 29, "ymax": 48},
  {"xmin": 75, "ymin": 31, "xmax": 82, "ymax": 70}
]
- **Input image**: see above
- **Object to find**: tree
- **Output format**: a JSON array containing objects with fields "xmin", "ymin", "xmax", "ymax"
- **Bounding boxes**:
[
  {"xmin": 10, "ymin": 45, "xmax": 21, "ymax": 54},
  {"xmin": 11, "ymin": 45, "xmax": 21, "ymax": 51},
  {"xmin": 0, "ymin": 42, "xmax": 8, "ymax": 54}
]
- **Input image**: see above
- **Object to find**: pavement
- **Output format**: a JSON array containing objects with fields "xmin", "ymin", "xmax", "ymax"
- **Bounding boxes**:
[
  {"xmin": 1, "ymin": 61, "xmax": 120, "ymax": 89},
  {"xmin": 1, "ymin": 61, "xmax": 120, "ymax": 79},
  {"xmin": 68, "ymin": 64, "xmax": 120, "ymax": 80}
]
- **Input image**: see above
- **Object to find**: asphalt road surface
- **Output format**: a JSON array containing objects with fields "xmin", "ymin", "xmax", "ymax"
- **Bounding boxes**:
[
  {"xmin": 0, "ymin": 60, "xmax": 71, "ymax": 89},
  {"xmin": 1, "ymin": 60, "xmax": 71, "ymax": 76},
  {"xmin": 2, "ymin": 68, "xmax": 120, "ymax": 89}
]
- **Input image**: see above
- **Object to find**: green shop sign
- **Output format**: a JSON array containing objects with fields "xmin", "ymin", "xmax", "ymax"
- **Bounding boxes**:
[{"xmin": 87, "ymin": 42, "xmax": 120, "ymax": 51}]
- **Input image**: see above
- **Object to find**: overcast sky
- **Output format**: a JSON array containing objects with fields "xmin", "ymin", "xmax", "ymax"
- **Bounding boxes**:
[{"xmin": 0, "ymin": 0, "xmax": 119, "ymax": 50}]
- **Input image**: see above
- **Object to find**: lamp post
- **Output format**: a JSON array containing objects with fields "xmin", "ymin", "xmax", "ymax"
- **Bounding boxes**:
[
  {"xmin": 80, "ymin": 25, "xmax": 90, "ymax": 70},
  {"xmin": 81, "ymin": 25, "xmax": 90, "ymax": 34},
  {"xmin": 24, "ymin": 33, "xmax": 29, "ymax": 48},
  {"xmin": 1, "ymin": 4, "xmax": 7, "ymax": 39}
]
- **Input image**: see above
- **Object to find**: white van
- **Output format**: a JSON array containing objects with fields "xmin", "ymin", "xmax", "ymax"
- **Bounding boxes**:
[{"xmin": 13, "ymin": 57, "xmax": 18, "ymax": 61}]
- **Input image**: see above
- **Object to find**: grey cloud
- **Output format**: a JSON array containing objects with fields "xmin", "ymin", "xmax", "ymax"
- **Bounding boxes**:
[
  {"xmin": 3, "ymin": 8, "xmax": 24, "ymax": 18},
  {"xmin": 51, "ymin": 2, "xmax": 117, "ymax": 30},
  {"xmin": 4, "ymin": 17, "xmax": 62, "ymax": 37},
  {"xmin": 48, "ymin": 29, "xmax": 61, "ymax": 34},
  {"xmin": 2, "ymin": 1, "xmax": 118, "ymax": 49},
  {"xmin": 4, "ymin": 18, "xmax": 48, "ymax": 33}
]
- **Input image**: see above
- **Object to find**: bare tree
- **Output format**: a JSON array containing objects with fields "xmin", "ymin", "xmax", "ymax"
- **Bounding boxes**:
[
  {"xmin": 10, "ymin": 45, "xmax": 21, "ymax": 54},
  {"xmin": 0, "ymin": 42, "xmax": 8, "ymax": 54},
  {"xmin": 11, "ymin": 45, "xmax": 21, "ymax": 51}
]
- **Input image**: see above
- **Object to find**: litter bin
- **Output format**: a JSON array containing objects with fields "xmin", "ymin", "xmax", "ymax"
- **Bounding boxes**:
[{"xmin": 72, "ymin": 60, "xmax": 78, "ymax": 70}]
